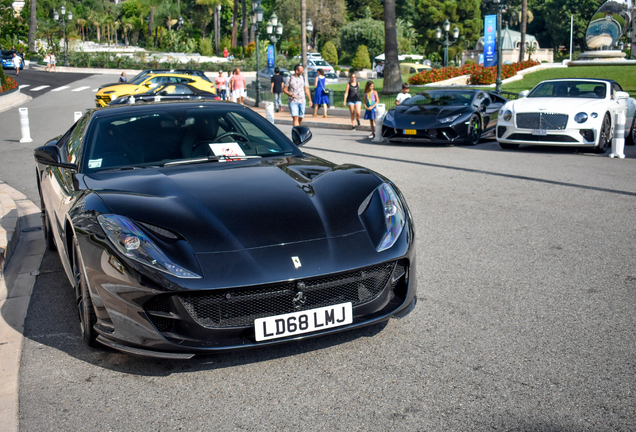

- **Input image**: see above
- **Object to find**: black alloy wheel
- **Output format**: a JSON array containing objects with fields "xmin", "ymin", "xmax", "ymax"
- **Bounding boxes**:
[
  {"xmin": 73, "ymin": 238, "xmax": 98, "ymax": 347},
  {"xmin": 595, "ymin": 113, "xmax": 612, "ymax": 153},
  {"xmin": 464, "ymin": 115, "xmax": 481, "ymax": 146},
  {"xmin": 626, "ymin": 113, "xmax": 636, "ymax": 146}
]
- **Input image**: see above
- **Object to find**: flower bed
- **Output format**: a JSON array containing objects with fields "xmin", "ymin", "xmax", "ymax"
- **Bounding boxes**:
[
  {"xmin": 1, "ymin": 76, "xmax": 18, "ymax": 93},
  {"xmin": 407, "ymin": 60, "xmax": 540, "ymax": 86}
]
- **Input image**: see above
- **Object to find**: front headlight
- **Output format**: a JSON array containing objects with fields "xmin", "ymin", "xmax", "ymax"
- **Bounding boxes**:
[
  {"xmin": 97, "ymin": 214, "xmax": 201, "ymax": 279},
  {"xmin": 359, "ymin": 183, "xmax": 406, "ymax": 252},
  {"xmin": 574, "ymin": 112, "xmax": 588, "ymax": 123},
  {"xmin": 503, "ymin": 110, "xmax": 512, "ymax": 122},
  {"xmin": 439, "ymin": 114, "xmax": 461, "ymax": 124}
]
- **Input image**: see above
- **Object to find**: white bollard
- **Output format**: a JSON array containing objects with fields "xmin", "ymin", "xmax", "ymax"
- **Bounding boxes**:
[
  {"xmin": 19, "ymin": 108, "xmax": 33, "ymax": 143},
  {"xmin": 74, "ymin": 111, "xmax": 82, "ymax": 122},
  {"xmin": 265, "ymin": 102, "xmax": 275, "ymax": 125},
  {"xmin": 610, "ymin": 109, "xmax": 626, "ymax": 158},
  {"xmin": 372, "ymin": 103, "xmax": 386, "ymax": 142}
]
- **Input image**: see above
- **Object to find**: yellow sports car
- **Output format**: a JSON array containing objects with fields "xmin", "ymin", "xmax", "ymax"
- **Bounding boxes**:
[{"xmin": 95, "ymin": 73, "xmax": 217, "ymax": 107}]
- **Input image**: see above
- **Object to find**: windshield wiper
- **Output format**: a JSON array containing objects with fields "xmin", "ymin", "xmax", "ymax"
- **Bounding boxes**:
[{"xmin": 163, "ymin": 154, "xmax": 262, "ymax": 167}]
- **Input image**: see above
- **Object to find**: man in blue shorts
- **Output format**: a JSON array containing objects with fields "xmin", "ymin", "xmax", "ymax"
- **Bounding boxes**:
[{"xmin": 283, "ymin": 64, "xmax": 313, "ymax": 126}]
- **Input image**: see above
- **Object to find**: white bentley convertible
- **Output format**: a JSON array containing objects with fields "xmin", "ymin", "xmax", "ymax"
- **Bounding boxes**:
[{"xmin": 496, "ymin": 78, "xmax": 636, "ymax": 152}]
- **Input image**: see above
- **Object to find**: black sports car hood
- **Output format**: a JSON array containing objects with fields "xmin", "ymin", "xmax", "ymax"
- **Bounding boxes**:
[
  {"xmin": 387, "ymin": 105, "xmax": 470, "ymax": 127},
  {"xmin": 82, "ymin": 154, "xmax": 384, "ymax": 254}
]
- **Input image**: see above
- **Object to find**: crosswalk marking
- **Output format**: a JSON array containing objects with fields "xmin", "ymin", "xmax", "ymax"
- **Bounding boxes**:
[
  {"xmin": 92, "ymin": 88, "xmax": 98, "ymax": 92},
  {"xmin": 18, "ymin": 84, "xmax": 30, "ymax": 89},
  {"xmin": 72, "ymin": 86, "xmax": 90, "ymax": 92},
  {"xmin": 29, "ymin": 85, "xmax": 50, "ymax": 91},
  {"xmin": 51, "ymin": 86, "xmax": 70, "ymax": 92}
]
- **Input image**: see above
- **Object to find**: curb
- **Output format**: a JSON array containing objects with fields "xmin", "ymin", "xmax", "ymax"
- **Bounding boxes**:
[
  {"xmin": 0, "ymin": 184, "xmax": 44, "ymax": 432},
  {"xmin": 0, "ymin": 182, "xmax": 21, "ymax": 274},
  {"xmin": 0, "ymin": 89, "xmax": 32, "ymax": 114}
]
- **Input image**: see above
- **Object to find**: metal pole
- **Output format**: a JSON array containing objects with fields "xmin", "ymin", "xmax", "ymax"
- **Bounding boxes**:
[
  {"xmin": 255, "ymin": 28, "xmax": 260, "ymax": 107},
  {"xmin": 495, "ymin": 3, "xmax": 502, "ymax": 92},
  {"xmin": 444, "ymin": 32, "xmax": 449, "ymax": 68},
  {"xmin": 570, "ymin": 15, "xmax": 573, "ymax": 61}
]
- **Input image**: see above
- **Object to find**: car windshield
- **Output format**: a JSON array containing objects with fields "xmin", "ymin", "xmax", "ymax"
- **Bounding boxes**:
[
  {"xmin": 1, "ymin": 50, "xmax": 15, "ymax": 59},
  {"xmin": 528, "ymin": 81, "xmax": 608, "ymax": 99},
  {"xmin": 82, "ymin": 105, "xmax": 300, "ymax": 172},
  {"xmin": 312, "ymin": 60, "xmax": 329, "ymax": 66},
  {"xmin": 324, "ymin": 73, "xmax": 338, "ymax": 79},
  {"xmin": 402, "ymin": 91, "xmax": 474, "ymax": 106}
]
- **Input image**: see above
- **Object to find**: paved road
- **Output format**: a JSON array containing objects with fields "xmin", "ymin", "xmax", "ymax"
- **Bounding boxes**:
[{"xmin": 1, "ymin": 77, "xmax": 635, "ymax": 431}]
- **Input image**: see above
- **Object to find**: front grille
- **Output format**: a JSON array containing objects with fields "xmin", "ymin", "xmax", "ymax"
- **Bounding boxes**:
[
  {"xmin": 145, "ymin": 296, "xmax": 173, "ymax": 331},
  {"xmin": 507, "ymin": 133, "xmax": 578, "ymax": 142},
  {"xmin": 516, "ymin": 113, "xmax": 568, "ymax": 130},
  {"xmin": 178, "ymin": 261, "xmax": 398, "ymax": 328}
]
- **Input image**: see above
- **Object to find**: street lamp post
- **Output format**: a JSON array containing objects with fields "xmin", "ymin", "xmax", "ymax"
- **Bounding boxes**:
[
  {"xmin": 492, "ymin": 0, "xmax": 504, "ymax": 92},
  {"xmin": 250, "ymin": 0, "xmax": 264, "ymax": 106},
  {"xmin": 265, "ymin": 13, "xmax": 283, "ymax": 67},
  {"xmin": 216, "ymin": 4, "xmax": 222, "ymax": 56},
  {"xmin": 53, "ymin": 5, "xmax": 73, "ymax": 66},
  {"xmin": 435, "ymin": 19, "xmax": 460, "ymax": 68}
]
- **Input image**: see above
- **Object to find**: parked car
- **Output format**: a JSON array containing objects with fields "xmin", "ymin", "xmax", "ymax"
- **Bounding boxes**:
[
  {"xmin": 34, "ymin": 100, "xmax": 416, "ymax": 358},
  {"xmin": 399, "ymin": 63, "xmax": 431, "ymax": 75},
  {"xmin": 382, "ymin": 88, "xmax": 506, "ymax": 145},
  {"xmin": 307, "ymin": 70, "xmax": 340, "ymax": 85},
  {"xmin": 98, "ymin": 69, "xmax": 212, "ymax": 90},
  {"xmin": 496, "ymin": 78, "xmax": 636, "ymax": 152},
  {"xmin": 108, "ymin": 83, "xmax": 219, "ymax": 105},
  {"xmin": 1, "ymin": 50, "xmax": 22, "ymax": 70},
  {"xmin": 293, "ymin": 53, "xmax": 323, "ymax": 61},
  {"xmin": 257, "ymin": 67, "xmax": 291, "ymax": 88},
  {"xmin": 306, "ymin": 59, "xmax": 335, "ymax": 74},
  {"xmin": 95, "ymin": 73, "xmax": 217, "ymax": 107}
]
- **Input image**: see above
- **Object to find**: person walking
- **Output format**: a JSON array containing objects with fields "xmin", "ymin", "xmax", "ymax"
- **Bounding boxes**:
[
  {"xmin": 343, "ymin": 73, "xmax": 361, "ymax": 130},
  {"xmin": 363, "ymin": 81, "xmax": 379, "ymax": 139},
  {"xmin": 270, "ymin": 67, "xmax": 284, "ymax": 112},
  {"xmin": 44, "ymin": 53, "xmax": 50, "ymax": 72},
  {"xmin": 229, "ymin": 68, "xmax": 246, "ymax": 104},
  {"xmin": 119, "ymin": 72, "xmax": 127, "ymax": 83},
  {"xmin": 12, "ymin": 52, "xmax": 22, "ymax": 76},
  {"xmin": 50, "ymin": 52, "xmax": 57, "ymax": 72},
  {"xmin": 312, "ymin": 68, "xmax": 330, "ymax": 118},
  {"xmin": 283, "ymin": 64, "xmax": 312, "ymax": 126},
  {"xmin": 215, "ymin": 71, "xmax": 227, "ymax": 100}
]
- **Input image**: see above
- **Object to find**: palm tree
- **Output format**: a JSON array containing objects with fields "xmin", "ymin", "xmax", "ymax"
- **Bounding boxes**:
[
  {"xmin": 122, "ymin": 18, "xmax": 134, "ymax": 46},
  {"xmin": 383, "ymin": 0, "xmax": 401, "ymax": 94},
  {"xmin": 76, "ymin": 18, "xmax": 86, "ymax": 41},
  {"xmin": 231, "ymin": 0, "xmax": 239, "ymax": 48},
  {"xmin": 519, "ymin": 0, "xmax": 527, "ymax": 62},
  {"xmin": 28, "ymin": 0, "xmax": 36, "ymax": 51},
  {"xmin": 103, "ymin": 15, "xmax": 115, "ymax": 46}
]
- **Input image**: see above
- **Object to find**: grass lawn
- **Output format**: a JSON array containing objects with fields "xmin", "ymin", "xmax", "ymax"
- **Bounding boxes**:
[{"xmin": 501, "ymin": 65, "xmax": 636, "ymax": 95}]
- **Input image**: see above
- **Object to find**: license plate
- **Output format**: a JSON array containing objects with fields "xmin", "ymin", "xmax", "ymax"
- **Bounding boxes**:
[
  {"xmin": 403, "ymin": 129, "xmax": 417, "ymax": 135},
  {"xmin": 255, "ymin": 302, "xmax": 353, "ymax": 341},
  {"xmin": 532, "ymin": 129, "xmax": 547, "ymax": 136}
]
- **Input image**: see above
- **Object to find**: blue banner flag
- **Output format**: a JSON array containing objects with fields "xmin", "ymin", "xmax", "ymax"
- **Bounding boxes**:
[
  {"xmin": 483, "ymin": 14, "xmax": 497, "ymax": 68},
  {"xmin": 267, "ymin": 45, "xmax": 275, "ymax": 68}
]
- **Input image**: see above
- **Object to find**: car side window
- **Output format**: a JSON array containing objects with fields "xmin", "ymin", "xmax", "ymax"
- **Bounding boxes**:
[
  {"xmin": 410, "ymin": 67, "xmax": 416, "ymax": 74},
  {"xmin": 65, "ymin": 115, "xmax": 90, "ymax": 165}
]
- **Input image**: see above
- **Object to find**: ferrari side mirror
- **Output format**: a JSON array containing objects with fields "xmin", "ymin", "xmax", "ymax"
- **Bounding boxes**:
[
  {"xmin": 292, "ymin": 126, "xmax": 312, "ymax": 146},
  {"xmin": 34, "ymin": 145, "xmax": 78, "ymax": 171}
]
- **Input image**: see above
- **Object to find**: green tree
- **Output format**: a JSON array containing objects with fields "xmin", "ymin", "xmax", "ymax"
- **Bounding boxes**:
[
  {"xmin": 345, "ymin": 0, "xmax": 383, "ymax": 20},
  {"xmin": 543, "ymin": 0, "xmax": 598, "ymax": 51},
  {"xmin": 321, "ymin": 40, "xmax": 338, "ymax": 65},
  {"xmin": 412, "ymin": 0, "xmax": 482, "ymax": 58},
  {"xmin": 339, "ymin": 10, "xmax": 385, "ymax": 59},
  {"xmin": 351, "ymin": 44, "xmax": 371, "ymax": 70}
]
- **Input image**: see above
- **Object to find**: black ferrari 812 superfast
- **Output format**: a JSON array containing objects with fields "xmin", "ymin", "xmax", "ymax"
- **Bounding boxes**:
[
  {"xmin": 382, "ymin": 89, "xmax": 506, "ymax": 145},
  {"xmin": 34, "ymin": 100, "xmax": 416, "ymax": 358}
]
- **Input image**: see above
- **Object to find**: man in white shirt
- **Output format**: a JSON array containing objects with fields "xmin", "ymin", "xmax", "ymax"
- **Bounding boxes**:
[
  {"xmin": 395, "ymin": 83, "xmax": 411, "ymax": 105},
  {"xmin": 13, "ymin": 53, "xmax": 22, "ymax": 76},
  {"xmin": 375, "ymin": 61, "xmax": 384, "ymax": 78}
]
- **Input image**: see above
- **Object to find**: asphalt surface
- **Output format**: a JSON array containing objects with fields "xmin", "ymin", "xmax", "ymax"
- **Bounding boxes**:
[{"xmin": 1, "ymin": 73, "xmax": 635, "ymax": 431}]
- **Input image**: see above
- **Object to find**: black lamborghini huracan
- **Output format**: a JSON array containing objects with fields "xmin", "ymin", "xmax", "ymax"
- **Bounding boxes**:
[
  {"xmin": 34, "ymin": 100, "xmax": 417, "ymax": 359},
  {"xmin": 382, "ymin": 89, "xmax": 506, "ymax": 145}
]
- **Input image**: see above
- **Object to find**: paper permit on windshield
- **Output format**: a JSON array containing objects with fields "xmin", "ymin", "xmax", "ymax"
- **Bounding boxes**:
[{"xmin": 209, "ymin": 142, "xmax": 246, "ymax": 162}]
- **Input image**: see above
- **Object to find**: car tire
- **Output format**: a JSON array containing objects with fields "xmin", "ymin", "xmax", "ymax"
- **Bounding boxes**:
[
  {"xmin": 499, "ymin": 143, "xmax": 519, "ymax": 150},
  {"xmin": 626, "ymin": 113, "xmax": 636, "ymax": 146},
  {"xmin": 594, "ymin": 113, "xmax": 612, "ymax": 153},
  {"xmin": 73, "ymin": 238, "xmax": 98, "ymax": 347},
  {"xmin": 463, "ymin": 115, "xmax": 481, "ymax": 146}
]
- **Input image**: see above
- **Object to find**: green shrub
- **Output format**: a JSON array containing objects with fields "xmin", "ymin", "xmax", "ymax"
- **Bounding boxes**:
[
  {"xmin": 352, "ymin": 45, "xmax": 371, "ymax": 70},
  {"xmin": 465, "ymin": 59, "xmax": 475, "ymax": 65},
  {"xmin": 200, "ymin": 38, "xmax": 213, "ymax": 56},
  {"xmin": 321, "ymin": 41, "xmax": 338, "ymax": 66}
]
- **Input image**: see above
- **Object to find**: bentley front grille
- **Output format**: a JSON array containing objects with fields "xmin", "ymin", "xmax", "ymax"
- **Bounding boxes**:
[
  {"xmin": 178, "ymin": 261, "xmax": 398, "ymax": 328},
  {"xmin": 516, "ymin": 113, "xmax": 568, "ymax": 130}
]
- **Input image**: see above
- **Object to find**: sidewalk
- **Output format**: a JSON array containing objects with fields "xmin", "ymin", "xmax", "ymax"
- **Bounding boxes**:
[
  {"xmin": 0, "ymin": 183, "xmax": 43, "ymax": 432},
  {"xmin": 249, "ymin": 103, "xmax": 372, "ymax": 131}
]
